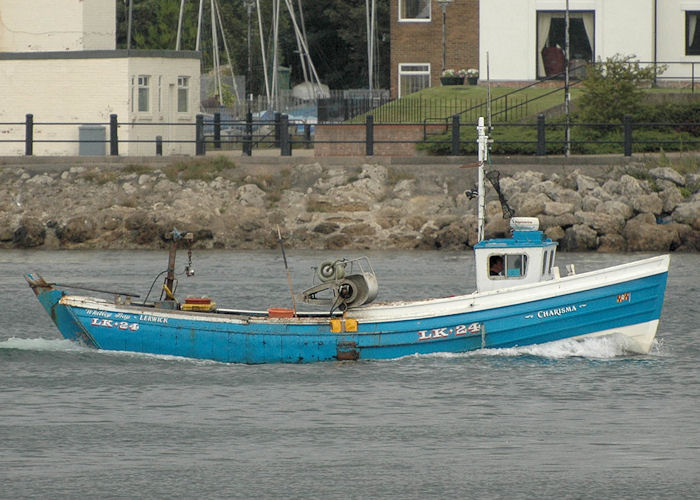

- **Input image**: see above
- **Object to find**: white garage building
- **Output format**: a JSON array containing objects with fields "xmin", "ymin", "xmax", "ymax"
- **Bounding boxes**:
[{"xmin": 0, "ymin": 0, "xmax": 201, "ymax": 156}]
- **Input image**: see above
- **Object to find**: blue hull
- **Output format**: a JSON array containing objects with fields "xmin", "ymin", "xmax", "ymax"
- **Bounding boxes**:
[{"xmin": 28, "ymin": 268, "xmax": 668, "ymax": 364}]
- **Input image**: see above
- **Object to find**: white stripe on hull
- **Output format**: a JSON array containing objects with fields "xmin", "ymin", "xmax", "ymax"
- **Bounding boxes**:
[{"xmin": 571, "ymin": 319, "xmax": 659, "ymax": 354}]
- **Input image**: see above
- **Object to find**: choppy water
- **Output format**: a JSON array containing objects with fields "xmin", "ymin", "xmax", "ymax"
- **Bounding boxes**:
[{"xmin": 1, "ymin": 250, "xmax": 699, "ymax": 499}]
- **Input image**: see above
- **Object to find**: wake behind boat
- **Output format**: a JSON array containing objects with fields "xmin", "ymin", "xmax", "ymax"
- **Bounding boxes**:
[{"xmin": 25, "ymin": 119, "xmax": 669, "ymax": 364}]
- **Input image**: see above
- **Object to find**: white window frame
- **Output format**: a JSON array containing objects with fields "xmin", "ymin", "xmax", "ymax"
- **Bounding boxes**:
[
  {"xmin": 686, "ymin": 11, "xmax": 700, "ymax": 55},
  {"xmin": 398, "ymin": 63, "xmax": 431, "ymax": 97},
  {"xmin": 399, "ymin": 0, "xmax": 431, "ymax": 23},
  {"xmin": 177, "ymin": 76, "xmax": 190, "ymax": 113},
  {"xmin": 537, "ymin": 10, "xmax": 594, "ymax": 79},
  {"xmin": 137, "ymin": 75, "xmax": 151, "ymax": 113}
]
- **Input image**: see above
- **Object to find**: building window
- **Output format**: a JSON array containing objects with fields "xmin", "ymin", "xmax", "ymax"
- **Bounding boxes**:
[
  {"xmin": 178, "ymin": 76, "xmax": 189, "ymax": 113},
  {"xmin": 687, "ymin": 12, "xmax": 700, "ymax": 55},
  {"xmin": 137, "ymin": 75, "xmax": 150, "ymax": 112},
  {"xmin": 537, "ymin": 11, "xmax": 594, "ymax": 79},
  {"xmin": 399, "ymin": 0, "xmax": 430, "ymax": 22},
  {"xmin": 398, "ymin": 63, "xmax": 430, "ymax": 97}
]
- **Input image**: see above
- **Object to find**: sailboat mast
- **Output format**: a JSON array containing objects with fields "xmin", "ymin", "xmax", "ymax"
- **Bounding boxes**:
[
  {"xmin": 196, "ymin": 0, "xmax": 204, "ymax": 51},
  {"xmin": 366, "ymin": 0, "xmax": 376, "ymax": 92},
  {"xmin": 176, "ymin": 0, "xmax": 186, "ymax": 50},
  {"xmin": 256, "ymin": 0, "xmax": 271, "ymax": 106}
]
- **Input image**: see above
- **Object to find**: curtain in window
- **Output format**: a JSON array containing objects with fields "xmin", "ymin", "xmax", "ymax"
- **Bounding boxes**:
[
  {"xmin": 688, "ymin": 12, "xmax": 700, "ymax": 54},
  {"xmin": 581, "ymin": 14, "xmax": 594, "ymax": 52},
  {"xmin": 689, "ymin": 13, "xmax": 697, "ymax": 48},
  {"xmin": 537, "ymin": 13, "xmax": 554, "ymax": 76}
]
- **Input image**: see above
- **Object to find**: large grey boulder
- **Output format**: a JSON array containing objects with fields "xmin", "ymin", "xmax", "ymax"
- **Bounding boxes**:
[
  {"xmin": 649, "ymin": 167, "xmax": 685, "ymax": 186},
  {"xmin": 575, "ymin": 173, "xmax": 599, "ymax": 192},
  {"xmin": 56, "ymin": 216, "xmax": 95, "ymax": 244},
  {"xmin": 631, "ymin": 192, "xmax": 663, "ymax": 215},
  {"xmin": 672, "ymin": 200, "xmax": 700, "ymax": 227},
  {"xmin": 13, "ymin": 217, "xmax": 46, "ymax": 248},
  {"xmin": 236, "ymin": 184, "xmax": 267, "ymax": 208},
  {"xmin": 575, "ymin": 210, "xmax": 625, "ymax": 235},
  {"xmin": 600, "ymin": 200, "xmax": 634, "ymax": 221},
  {"xmin": 660, "ymin": 185, "xmax": 685, "ymax": 213},
  {"xmin": 561, "ymin": 224, "xmax": 598, "ymax": 251},
  {"xmin": 623, "ymin": 213, "xmax": 679, "ymax": 251}
]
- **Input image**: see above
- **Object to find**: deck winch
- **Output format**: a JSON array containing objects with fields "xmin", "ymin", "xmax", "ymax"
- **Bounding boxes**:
[{"xmin": 299, "ymin": 257, "xmax": 378, "ymax": 312}]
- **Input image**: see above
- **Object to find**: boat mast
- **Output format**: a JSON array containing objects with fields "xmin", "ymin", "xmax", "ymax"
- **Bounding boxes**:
[{"xmin": 477, "ymin": 117, "xmax": 488, "ymax": 242}]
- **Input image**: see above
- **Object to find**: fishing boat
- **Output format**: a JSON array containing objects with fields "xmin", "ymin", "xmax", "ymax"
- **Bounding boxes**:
[{"xmin": 25, "ymin": 119, "xmax": 669, "ymax": 364}]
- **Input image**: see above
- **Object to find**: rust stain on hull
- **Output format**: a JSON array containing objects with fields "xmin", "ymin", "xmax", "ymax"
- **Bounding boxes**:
[{"xmin": 336, "ymin": 340, "xmax": 359, "ymax": 361}]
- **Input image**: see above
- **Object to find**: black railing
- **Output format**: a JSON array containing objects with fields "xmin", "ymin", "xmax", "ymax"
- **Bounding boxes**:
[{"xmin": 4, "ymin": 112, "xmax": 700, "ymax": 158}]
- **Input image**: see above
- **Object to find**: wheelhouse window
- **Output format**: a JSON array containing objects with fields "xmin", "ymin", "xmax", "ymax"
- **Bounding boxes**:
[
  {"xmin": 399, "ymin": 63, "xmax": 430, "ymax": 97},
  {"xmin": 137, "ymin": 75, "xmax": 150, "ymax": 112},
  {"xmin": 489, "ymin": 254, "xmax": 528, "ymax": 280},
  {"xmin": 177, "ymin": 76, "xmax": 189, "ymax": 113},
  {"xmin": 537, "ymin": 11, "xmax": 594, "ymax": 79},
  {"xmin": 542, "ymin": 249, "xmax": 555, "ymax": 275},
  {"xmin": 687, "ymin": 12, "xmax": 700, "ymax": 55},
  {"xmin": 399, "ymin": 0, "xmax": 430, "ymax": 22}
]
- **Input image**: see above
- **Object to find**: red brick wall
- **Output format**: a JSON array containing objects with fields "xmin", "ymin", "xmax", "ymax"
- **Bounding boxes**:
[
  {"xmin": 390, "ymin": 0, "xmax": 480, "ymax": 98},
  {"xmin": 314, "ymin": 124, "xmax": 446, "ymax": 157}
]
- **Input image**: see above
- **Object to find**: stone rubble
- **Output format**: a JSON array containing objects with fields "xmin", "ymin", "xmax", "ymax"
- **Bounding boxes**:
[{"xmin": 1, "ymin": 161, "xmax": 698, "ymax": 252}]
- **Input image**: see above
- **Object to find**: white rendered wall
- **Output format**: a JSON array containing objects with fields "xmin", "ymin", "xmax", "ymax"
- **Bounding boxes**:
[
  {"xmin": 657, "ymin": 1, "xmax": 700, "ymax": 79},
  {"xmin": 480, "ymin": 0, "xmax": 654, "ymax": 81},
  {"xmin": 126, "ymin": 57, "xmax": 201, "ymax": 156},
  {"xmin": 0, "ymin": 0, "xmax": 115, "ymax": 51},
  {"xmin": 0, "ymin": 55, "xmax": 199, "ymax": 156},
  {"xmin": 0, "ymin": 57, "xmax": 129, "ymax": 155},
  {"xmin": 480, "ymin": 0, "xmax": 533, "ymax": 80}
]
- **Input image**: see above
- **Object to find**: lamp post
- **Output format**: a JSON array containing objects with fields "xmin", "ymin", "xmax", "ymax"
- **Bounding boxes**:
[{"xmin": 437, "ymin": 0, "xmax": 453, "ymax": 73}]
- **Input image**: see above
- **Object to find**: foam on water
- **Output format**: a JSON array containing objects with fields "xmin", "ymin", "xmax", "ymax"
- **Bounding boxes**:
[
  {"xmin": 98, "ymin": 349, "xmax": 226, "ymax": 366},
  {"xmin": 483, "ymin": 336, "xmax": 633, "ymax": 359},
  {"xmin": 416, "ymin": 334, "xmax": 660, "ymax": 361},
  {"xmin": 0, "ymin": 337, "xmax": 89, "ymax": 353},
  {"xmin": 2, "ymin": 333, "xmax": 659, "ymax": 364},
  {"xmin": 0, "ymin": 336, "xmax": 227, "ymax": 366}
]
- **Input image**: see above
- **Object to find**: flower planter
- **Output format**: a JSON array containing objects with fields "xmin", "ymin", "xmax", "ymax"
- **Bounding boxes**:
[
  {"xmin": 440, "ymin": 76, "xmax": 464, "ymax": 86},
  {"xmin": 467, "ymin": 77, "xmax": 478, "ymax": 85}
]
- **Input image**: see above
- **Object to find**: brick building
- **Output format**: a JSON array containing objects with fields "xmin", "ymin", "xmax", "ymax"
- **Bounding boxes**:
[{"xmin": 390, "ymin": 0, "xmax": 479, "ymax": 98}]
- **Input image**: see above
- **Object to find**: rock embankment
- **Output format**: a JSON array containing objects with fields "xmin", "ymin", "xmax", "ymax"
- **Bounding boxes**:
[{"xmin": 1, "ymin": 159, "xmax": 699, "ymax": 252}]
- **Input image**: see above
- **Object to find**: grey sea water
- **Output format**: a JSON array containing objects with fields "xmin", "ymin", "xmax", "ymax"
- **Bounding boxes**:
[{"xmin": 1, "ymin": 249, "xmax": 698, "ymax": 499}]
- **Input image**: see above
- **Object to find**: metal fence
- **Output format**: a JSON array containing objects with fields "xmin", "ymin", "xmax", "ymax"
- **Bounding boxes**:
[{"xmin": 3, "ymin": 112, "xmax": 700, "ymax": 158}]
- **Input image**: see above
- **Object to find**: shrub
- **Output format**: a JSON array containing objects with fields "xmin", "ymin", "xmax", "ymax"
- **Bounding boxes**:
[{"xmin": 578, "ymin": 54, "xmax": 665, "ymax": 123}]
